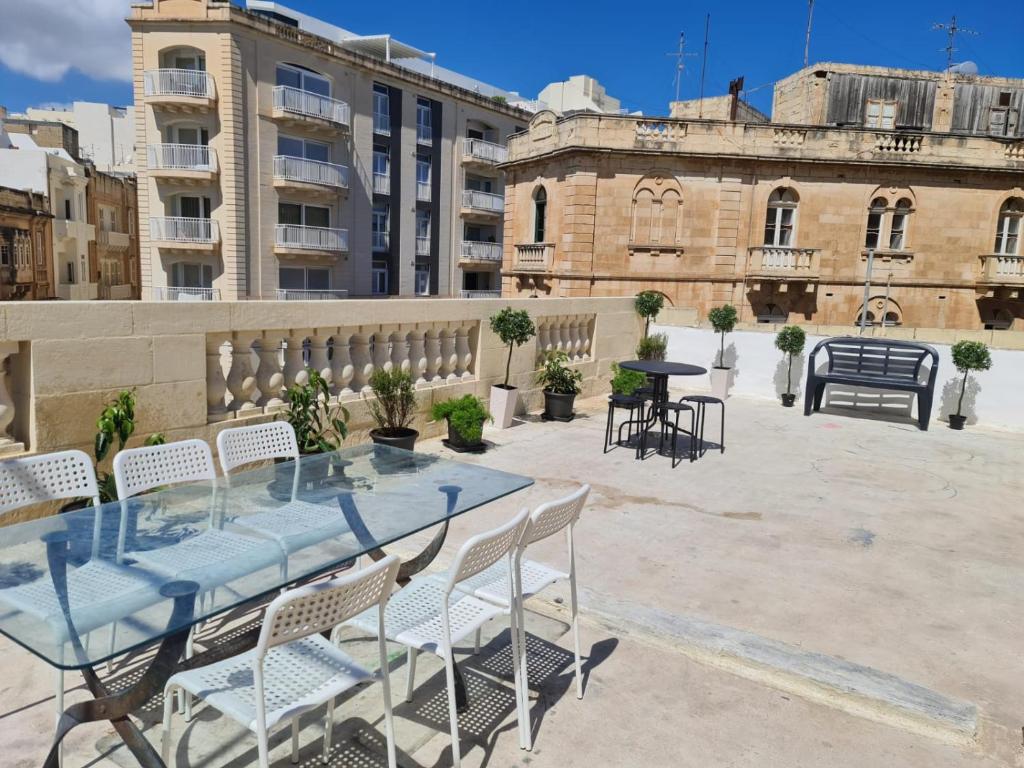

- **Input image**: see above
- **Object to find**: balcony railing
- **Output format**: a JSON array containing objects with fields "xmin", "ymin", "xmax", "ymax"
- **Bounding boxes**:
[
  {"xmin": 147, "ymin": 143, "xmax": 217, "ymax": 172},
  {"xmin": 373, "ymin": 173, "xmax": 390, "ymax": 195},
  {"xmin": 417, "ymin": 124, "xmax": 432, "ymax": 145},
  {"xmin": 979, "ymin": 254, "xmax": 1024, "ymax": 284},
  {"xmin": 416, "ymin": 182, "xmax": 431, "ymax": 202},
  {"xmin": 372, "ymin": 231, "xmax": 390, "ymax": 252},
  {"xmin": 275, "ymin": 224, "xmax": 348, "ymax": 252},
  {"xmin": 460, "ymin": 290, "xmax": 502, "ymax": 298},
  {"xmin": 415, "ymin": 236, "xmax": 430, "ymax": 256},
  {"xmin": 462, "ymin": 138, "xmax": 508, "ymax": 164},
  {"xmin": 514, "ymin": 243, "xmax": 553, "ymax": 271},
  {"xmin": 97, "ymin": 230, "xmax": 131, "ymax": 249},
  {"xmin": 272, "ymin": 86, "xmax": 350, "ymax": 127},
  {"xmin": 748, "ymin": 247, "xmax": 821, "ymax": 278},
  {"xmin": 150, "ymin": 217, "xmax": 219, "ymax": 244},
  {"xmin": 153, "ymin": 286, "xmax": 221, "ymax": 301},
  {"xmin": 273, "ymin": 156, "xmax": 349, "ymax": 189},
  {"xmin": 276, "ymin": 289, "xmax": 350, "ymax": 300},
  {"xmin": 144, "ymin": 69, "xmax": 215, "ymax": 99},
  {"xmin": 460, "ymin": 241, "xmax": 503, "ymax": 262},
  {"xmin": 462, "ymin": 189, "xmax": 504, "ymax": 213}
]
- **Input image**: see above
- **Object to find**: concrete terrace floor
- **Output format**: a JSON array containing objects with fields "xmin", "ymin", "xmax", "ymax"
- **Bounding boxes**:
[{"xmin": 2, "ymin": 391, "xmax": 1023, "ymax": 767}]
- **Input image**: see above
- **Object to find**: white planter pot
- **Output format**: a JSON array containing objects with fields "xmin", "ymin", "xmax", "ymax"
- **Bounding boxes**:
[
  {"xmin": 710, "ymin": 367, "xmax": 733, "ymax": 400},
  {"xmin": 490, "ymin": 385, "xmax": 519, "ymax": 429}
]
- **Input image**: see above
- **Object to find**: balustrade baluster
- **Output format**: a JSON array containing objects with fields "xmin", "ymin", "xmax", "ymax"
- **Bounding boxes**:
[
  {"xmin": 440, "ymin": 328, "xmax": 458, "ymax": 384},
  {"xmin": 255, "ymin": 334, "xmax": 285, "ymax": 410},
  {"xmin": 282, "ymin": 331, "xmax": 308, "ymax": 389},
  {"xmin": 408, "ymin": 331, "xmax": 427, "ymax": 387},
  {"xmin": 455, "ymin": 325, "xmax": 473, "ymax": 380},
  {"xmin": 349, "ymin": 334, "xmax": 373, "ymax": 393},
  {"xmin": 308, "ymin": 332, "xmax": 332, "ymax": 390},
  {"xmin": 330, "ymin": 334, "xmax": 355, "ymax": 397},
  {"xmin": 391, "ymin": 331, "xmax": 411, "ymax": 375},
  {"xmin": 225, "ymin": 333, "xmax": 258, "ymax": 414},
  {"xmin": 0, "ymin": 343, "xmax": 20, "ymax": 451},
  {"xmin": 206, "ymin": 336, "xmax": 230, "ymax": 422},
  {"xmin": 424, "ymin": 330, "xmax": 441, "ymax": 385}
]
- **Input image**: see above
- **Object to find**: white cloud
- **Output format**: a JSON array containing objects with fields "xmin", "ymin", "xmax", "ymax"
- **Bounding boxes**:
[{"xmin": 0, "ymin": 0, "xmax": 133, "ymax": 83}]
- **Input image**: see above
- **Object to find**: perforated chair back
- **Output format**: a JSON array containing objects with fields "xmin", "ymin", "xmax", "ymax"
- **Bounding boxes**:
[
  {"xmin": 522, "ymin": 484, "xmax": 590, "ymax": 548},
  {"xmin": 257, "ymin": 555, "xmax": 399, "ymax": 656},
  {"xmin": 113, "ymin": 439, "xmax": 216, "ymax": 500},
  {"xmin": 447, "ymin": 508, "xmax": 530, "ymax": 592},
  {"xmin": 0, "ymin": 450, "xmax": 101, "ymax": 516},
  {"xmin": 217, "ymin": 421, "xmax": 300, "ymax": 476}
]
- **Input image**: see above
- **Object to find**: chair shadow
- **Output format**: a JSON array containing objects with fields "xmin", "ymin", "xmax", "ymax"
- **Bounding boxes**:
[{"xmin": 817, "ymin": 385, "xmax": 921, "ymax": 428}]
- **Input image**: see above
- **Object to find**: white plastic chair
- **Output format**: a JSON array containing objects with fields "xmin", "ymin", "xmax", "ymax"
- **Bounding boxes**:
[
  {"xmin": 345, "ymin": 508, "xmax": 531, "ymax": 768},
  {"xmin": 161, "ymin": 555, "xmax": 401, "ymax": 768},
  {"xmin": 459, "ymin": 484, "xmax": 590, "ymax": 750}
]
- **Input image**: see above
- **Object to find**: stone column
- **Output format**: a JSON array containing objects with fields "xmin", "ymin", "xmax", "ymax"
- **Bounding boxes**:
[
  {"xmin": 255, "ymin": 334, "xmax": 285, "ymax": 410},
  {"xmin": 226, "ymin": 332, "xmax": 258, "ymax": 415},
  {"xmin": 0, "ymin": 343, "xmax": 24, "ymax": 456}
]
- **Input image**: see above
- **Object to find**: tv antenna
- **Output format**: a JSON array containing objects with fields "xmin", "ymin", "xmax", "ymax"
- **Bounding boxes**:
[
  {"xmin": 932, "ymin": 15, "xmax": 977, "ymax": 73},
  {"xmin": 667, "ymin": 32, "xmax": 698, "ymax": 103},
  {"xmin": 804, "ymin": 0, "xmax": 815, "ymax": 67}
]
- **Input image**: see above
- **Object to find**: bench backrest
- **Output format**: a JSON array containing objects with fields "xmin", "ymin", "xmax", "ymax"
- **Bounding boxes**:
[{"xmin": 819, "ymin": 337, "xmax": 935, "ymax": 382}]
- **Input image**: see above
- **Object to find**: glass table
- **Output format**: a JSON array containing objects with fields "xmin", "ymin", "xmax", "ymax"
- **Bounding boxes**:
[{"xmin": 0, "ymin": 444, "xmax": 533, "ymax": 768}]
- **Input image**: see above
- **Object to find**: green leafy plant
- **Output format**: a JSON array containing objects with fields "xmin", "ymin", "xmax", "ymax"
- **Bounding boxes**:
[
  {"xmin": 636, "ymin": 332, "xmax": 667, "ymax": 361},
  {"xmin": 774, "ymin": 325, "xmax": 807, "ymax": 397},
  {"xmin": 708, "ymin": 304, "xmax": 739, "ymax": 368},
  {"xmin": 94, "ymin": 389, "xmax": 166, "ymax": 502},
  {"xmin": 431, "ymin": 395, "xmax": 492, "ymax": 444},
  {"xmin": 489, "ymin": 307, "xmax": 536, "ymax": 388},
  {"xmin": 950, "ymin": 340, "xmax": 992, "ymax": 419},
  {"xmin": 634, "ymin": 291, "xmax": 665, "ymax": 338},
  {"xmin": 610, "ymin": 363, "xmax": 647, "ymax": 396},
  {"xmin": 366, "ymin": 368, "xmax": 416, "ymax": 434},
  {"xmin": 491, "ymin": 95, "xmax": 508, "ymax": 105},
  {"xmin": 536, "ymin": 352, "xmax": 583, "ymax": 395},
  {"xmin": 284, "ymin": 368, "xmax": 350, "ymax": 454}
]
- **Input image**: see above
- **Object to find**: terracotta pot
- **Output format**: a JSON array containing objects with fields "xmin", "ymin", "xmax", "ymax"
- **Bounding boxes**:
[
  {"xmin": 490, "ymin": 385, "xmax": 518, "ymax": 429},
  {"xmin": 948, "ymin": 414, "xmax": 967, "ymax": 430},
  {"xmin": 543, "ymin": 390, "xmax": 576, "ymax": 420},
  {"xmin": 369, "ymin": 427, "xmax": 419, "ymax": 451}
]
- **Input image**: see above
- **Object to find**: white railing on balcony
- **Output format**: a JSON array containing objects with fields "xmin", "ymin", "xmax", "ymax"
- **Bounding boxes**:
[
  {"xmin": 462, "ymin": 189, "xmax": 504, "ymax": 213},
  {"xmin": 273, "ymin": 156, "xmax": 349, "ymax": 189},
  {"xmin": 748, "ymin": 246, "xmax": 820, "ymax": 274},
  {"xmin": 460, "ymin": 290, "xmax": 501, "ymax": 298},
  {"xmin": 275, "ymin": 224, "xmax": 348, "ymax": 252},
  {"xmin": 150, "ymin": 217, "xmax": 219, "ymax": 244},
  {"xmin": 460, "ymin": 241, "xmax": 503, "ymax": 262},
  {"xmin": 372, "ymin": 231, "xmax": 390, "ymax": 251},
  {"xmin": 417, "ymin": 124, "xmax": 432, "ymax": 145},
  {"xmin": 272, "ymin": 85, "xmax": 350, "ymax": 127},
  {"xmin": 980, "ymin": 254, "xmax": 1024, "ymax": 283},
  {"xmin": 373, "ymin": 112, "xmax": 390, "ymax": 135},
  {"xmin": 147, "ymin": 143, "xmax": 217, "ymax": 172},
  {"xmin": 373, "ymin": 173, "xmax": 390, "ymax": 195},
  {"xmin": 514, "ymin": 243, "xmax": 553, "ymax": 271},
  {"xmin": 462, "ymin": 138, "xmax": 508, "ymax": 164},
  {"xmin": 144, "ymin": 69, "xmax": 215, "ymax": 99},
  {"xmin": 276, "ymin": 289, "xmax": 350, "ymax": 300},
  {"xmin": 415, "ymin": 236, "xmax": 430, "ymax": 256},
  {"xmin": 153, "ymin": 286, "xmax": 221, "ymax": 301},
  {"xmin": 416, "ymin": 182, "xmax": 431, "ymax": 202}
]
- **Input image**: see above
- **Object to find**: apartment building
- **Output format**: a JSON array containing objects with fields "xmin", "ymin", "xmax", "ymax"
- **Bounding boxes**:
[
  {"xmin": 20, "ymin": 101, "xmax": 135, "ymax": 173},
  {"xmin": 129, "ymin": 0, "xmax": 532, "ymax": 301},
  {"xmin": 501, "ymin": 63, "xmax": 1024, "ymax": 330}
]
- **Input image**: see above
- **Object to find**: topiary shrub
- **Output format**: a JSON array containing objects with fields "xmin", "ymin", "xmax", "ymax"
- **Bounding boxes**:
[
  {"xmin": 774, "ymin": 325, "xmax": 807, "ymax": 397},
  {"xmin": 634, "ymin": 291, "xmax": 665, "ymax": 338},
  {"xmin": 708, "ymin": 304, "xmax": 738, "ymax": 368},
  {"xmin": 950, "ymin": 340, "xmax": 992, "ymax": 420},
  {"xmin": 489, "ymin": 307, "xmax": 536, "ymax": 388}
]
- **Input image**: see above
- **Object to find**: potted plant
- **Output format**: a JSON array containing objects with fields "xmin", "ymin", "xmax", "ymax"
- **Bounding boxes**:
[
  {"xmin": 948, "ymin": 340, "xmax": 992, "ymax": 430},
  {"xmin": 635, "ymin": 332, "xmax": 668, "ymax": 361},
  {"xmin": 365, "ymin": 368, "xmax": 418, "ymax": 450},
  {"xmin": 432, "ymin": 395, "xmax": 492, "ymax": 452},
  {"xmin": 774, "ymin": 325, "xmax": 806, "ymax": 407},
  {"xmin": 708, "ymin": 304, "xmax": 738, "ymax": 399},
  {"xmin": 634, "ymin": 290, "xmax": 665, "ymax": 339},
  {"xmin": 489, "ymin": 307, "xmax": 536, "ymax": 429},
  {"xmin": 537, "ymin": 351, "xmax": 583, "ymax": 421},
  {"xmin": 610, "ymin": 362, "xmax": 647, "ymax": 396},
  {"xmin": 282, "ymin": 368, "xmax": 350, "ymax": 486}
]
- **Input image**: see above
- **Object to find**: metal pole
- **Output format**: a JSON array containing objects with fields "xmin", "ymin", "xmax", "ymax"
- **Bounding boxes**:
[
  {"xmin": 804, "ymin": 0, "xmax": 815, "ymax": 67},
  {"xmin": 698, "ymin": 14, "xmax": 710, "ymax": 118},
  {"xmin": 860, "ymin": 248, "xmax": 874, "ymax": 335},
  {"xmin": 879, "ymin": 272, "xmax": 892, "ymax": 333}
]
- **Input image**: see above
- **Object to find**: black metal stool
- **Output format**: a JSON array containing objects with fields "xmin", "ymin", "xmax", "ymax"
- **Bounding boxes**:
[
  {"xmin": 605, "ymin": 393, "xmax": 646, "ymax": 457},
  {"xmin": 645, "ymin": 400, "xmax": 696, "ymax": 468},
  {"xmin": 680, "ymin": 395, "xmax": 725, "ymax": 456}
]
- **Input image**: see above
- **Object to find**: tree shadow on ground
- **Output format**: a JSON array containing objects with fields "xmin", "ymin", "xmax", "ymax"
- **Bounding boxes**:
[
  {"xmin": 938, "ymin": 375, "xmax": 981, "ymax": 425},
  {"xmin": 773, "ymin": 354, "xmax": 806, "ymax": 399}
]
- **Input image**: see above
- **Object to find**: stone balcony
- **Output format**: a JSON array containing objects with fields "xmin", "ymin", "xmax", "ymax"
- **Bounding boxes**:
[
  {"xmin": 512, "ymin": 243, "xmax": 554, "ymax": 272},
  {"xmin": 977, "ymin": 253, "xmax": 1024, "ymax": 298},
  {"xmin": 747, "ymin": 246, "xmax": 821, "ymax": 290}
]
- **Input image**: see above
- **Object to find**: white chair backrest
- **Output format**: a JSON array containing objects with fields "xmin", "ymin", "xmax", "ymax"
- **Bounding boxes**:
[
  {"xmin": 447, "ymin": 508, "xmax": 530, "ymax": 592},
  {"xmin": 216, "ymin": 421, "xmax": 299, "ymax": 476},
  {"xmin": 113, "ymin": 439, "xmax": 216, "ymax": 500},
  {"xmin": 522, "ymin": 484, "xmax": 590, "ymax": 548},
  {"xmin": 257, "ymin": 555, "xmax": 399, "ymax": 656},
  {"xmin": 0, "ymin": 450, "xmax": 101, "ymax": 516}
]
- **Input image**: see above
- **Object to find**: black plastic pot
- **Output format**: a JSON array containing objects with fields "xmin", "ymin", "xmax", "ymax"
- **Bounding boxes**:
[
  {"xmin": 781, "ymin": 393, "xmax": 796, "ymax": 408},
  {"xmin": 948, "ymin": 414, "xmax": 967, "ymax": 430},
  {"xmin": 543, "ymin": 390, "xmax": 576, "ymax": 421},
  {"xmin": 370, "ymin": 428, "xmax": 419, "ymax": 451},
  {"xmin": 446, "ymin": 418, "xmax": 486, "ymax": 451}
]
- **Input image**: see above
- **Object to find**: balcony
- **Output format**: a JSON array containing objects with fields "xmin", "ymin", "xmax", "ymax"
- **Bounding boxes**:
[
  {"xmin": 416, "ymin": 182, "xmax": 431, "ymax": 202},
  {"xmin": 417, "ymin": 124, "xmax": 432, "ymax": 145},
  {"xmin": 513, "ymin": 243, "xmax": 553, "ymax": 271},
  {"xmin": 460, "ymin": 241, "xmax": 503, "ymax": 265},
  {"xmin": 96, "ymin": 230, "xmax": 131, "ymax": 250},
  {"xmin": 747, "ymin": 246, "xmax": 821, "ymax": 289},
  {"xmin": 978, "ymin": 254, "xmax": 1024, "ymax": 298},
  {"xmin": 462, "ymin": 138, "xmax": 508, "ymax": 167},
  {"xmin": 143, "ymin": 69, "xmax": 216, "ymax": 111},
  {"xmin": 147, "ymin": 144, "xmax": 218, "ymax": 182},
  {"xmin": 271, "ymin": 86, "xmax": 350, "ymax": 131},
  {"xmin": 152, "ymin": 286, "xmax": 221, "ymax": 301},
  {"xmin": 372, "ymin": 231, "xmax": 390, "ymax": 252},
  {"xmin": 459, "ymin": 289, "xmax": 501, "ymax": 298},
  {"xmin": 56, "ymin": 282, "xmax": 98, "ymax": 301},
  {"xmin": 373, "ymin": 112, "xmax": 390, "ymax": 136},
  {"xmin": 276, "ymin": 289, "xmax": 350, "ymax": 300},
  {"xmin": 415, "ymin": 236, "xmax": 430, "ymax": 257},
  {"xmin": 461, "ymin": 189, "xmax": 504, "ymax": 218},
  {"xmin": 273, "ymin": 156, "xmax": 349, "ymax": 195},
  {"xmin": 53, "ymin": 219, "xmax": 95, "ymax": 243},
  {"xmin": 149, "ymin": 217, "xmax": 219, "ymax": 251},
  {"xmin": 274, "ymin": 224, "xmax": 348, "ymax": 256},
  {"xmin": 373, "ymin": 173, "xmax": 390, "ymax": 196},
  {"xmin": 99, "ymin": 283, "xmax": 134, "ymax": 300}
]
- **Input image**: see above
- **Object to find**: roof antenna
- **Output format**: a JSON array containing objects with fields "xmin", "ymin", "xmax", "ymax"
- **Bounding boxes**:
[
  {"xmin": 803, "ymin": 0, "xmax": 815, "ymax": 67},
  {"xmin": 666, "ymin": 32, "xmax": 697, "ymax": 104},
  {"xmin": 932, "ymin": 15, "xmax": 977, "ymax": 75},
  {"xmin": 698, "ymin": 14, "xmax": 710, "ymax": 118}
]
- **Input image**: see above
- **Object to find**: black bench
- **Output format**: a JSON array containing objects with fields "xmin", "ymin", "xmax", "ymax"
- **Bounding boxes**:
[{"xmin": 804, "ymin": 337, "xmax": 939, "ymax": 430}]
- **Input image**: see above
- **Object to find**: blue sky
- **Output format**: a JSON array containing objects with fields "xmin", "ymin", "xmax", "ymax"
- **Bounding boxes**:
[{"xmin": 1, "ymin": 1, "xmax": 1022, "ymax": 116}]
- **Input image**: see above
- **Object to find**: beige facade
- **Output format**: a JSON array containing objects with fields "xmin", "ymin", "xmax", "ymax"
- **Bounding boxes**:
[
  {"xmin": 0, "ymin": 187, "xmax": 53, "ymax": 301},
  {"xmin": 501, "ymin": 65, "xmax": 1024, "ymax": 331},
  {"xmin": 88, "ymin": 170, "xmax": 141, "ymax": 299},
  {"xmin": 130, "ymin": 0, "xmax": 531, "ymax": 302}
]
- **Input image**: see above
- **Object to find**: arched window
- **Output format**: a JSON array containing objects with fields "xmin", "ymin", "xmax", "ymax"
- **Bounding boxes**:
[
  {"xmin": 533, "ymin": 187, "xmax": 547, "ymax": 243},
  {"xmin": 756, "ymin": 303, "xmax": 788, "ymax": 324},
  {"xmin": 889, "ymin": 198, "xmax": 911, "ymax": 250},
  {"xmin": 764, "ymin": 188, "xmax": 798, "ymax": 247},
  {"xmin": 160, "ymin": 46, "xmax": 206, "ymax": 71},
  {"xmin": 630, "ymin": 175, "xmax": 684, "ymax": 246},
  {"xmin": 865, "ymin": 197, "xmax": 887, "ymax": 249},
  {"xmin": 995, "ymin": 198, "xmax": 1023, "ymax": 255},
  {"xmin": 855, "ymin": 309, "xmax": 876, "ymax": 326}
]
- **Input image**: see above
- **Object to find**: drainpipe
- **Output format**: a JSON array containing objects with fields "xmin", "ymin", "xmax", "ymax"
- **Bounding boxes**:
[{"xmin": 860, "ymin": 248, "xmax": 875, "ymax": 335}]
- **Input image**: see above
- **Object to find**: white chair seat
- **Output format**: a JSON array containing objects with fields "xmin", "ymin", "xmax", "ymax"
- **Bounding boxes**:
[
  {"xmin": 348, "ymin": 575, "xmax": 504, "ymax": 655},
  {"xmin": 456, "ymin": 558, "xmax": 567, "ymax": 608},
  {"xmin": 232, "ymin": 500, "xmax": 353, "ymax": 554},
  {"xmin": 129, "ymin": 529, "xmax": 283, "ymax": 591},
  {"xmin": 167, "ymin": 633, "xmax": 373, "ymax": 732}
]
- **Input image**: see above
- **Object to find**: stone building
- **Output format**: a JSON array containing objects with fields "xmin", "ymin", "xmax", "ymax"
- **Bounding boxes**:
[
  {"xmin": 88, "ymin": 170, "xmax": 140, "ymax": 299},
  {"xmin": 0, "ymin": 186, "xmax": 53, "ymax": 300},
  {"xmin": 501, "ymin": 63, "xmax": 1024, "ymax": 330}
]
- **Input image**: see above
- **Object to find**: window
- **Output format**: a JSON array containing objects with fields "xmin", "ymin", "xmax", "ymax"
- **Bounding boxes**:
[
  {"xmin": 64, "ymin": 199, "xmax": 72, "ymax": 220},
  {"xmin": 276, "ymin": 64, "xmax": 329, "ymax": 97},
  {"xmin": 889, "ymin": 198, "xmax": 911, "ymax": 250},
  {"xmin": 171, "ymin": 262, "xmax": 213, "ymax": 288},
  {"xmin": 371, "ymin": 260, "xmax": 388, "ymax": 295},
  {"xmin": 171, "ymin": 51, "xmax": 205, "ymax": 71},
  {"xmin": 995, "ymin": 198, "xmax": 1024, "ymax": 255},
  {"xmin": 466, "ymin": 176, "xmax": 493, "ymax": 193},
  {"xmin": 533, "ymin": 186, "xmax": 547, "ymax": 243},
  {"xmin": 416, "ymin": 210, "xmax": 431, "ymax": 256},
  {"xmin": 372, "ymin": 204, "xmax": 389, "ymax": 251},
  {"xmin": 176, "ymin": 195, "xmax": 212, "ymax": 219},
  {"xmin": 416, "ymin": 154, "xmax": 431, "ymax": 200},
  {"xmin": 865, "ymin": 99, "xmax": 897, "ymax": 129},
  {"xmin": 416, "ymin": 98, "xmax": 432, "ymax": 144},
  {"xmin": 65, "ymin": 262, "xmax": 75, "ymax": 284},
  {"xmin": 0, "ymin": 233, "xmax": 10, "ymax": 267},
  {"xmin": 373, "ymin": 145, "xmax": 389, "ymax": 194},
  {"xmin": 415, "ymin": 265, "xmax": 430, "ymax": 296},
  {"xmin": 865, "ymin": 197, "xmax": 886, "ymax": 249},
  {"xmin": 989, "ymin": 107, "xmax": 1019, "ymax": 137},
  {"xmin": 983, "ymin": 308, "xmax": 1014, "ymax": 331},
  {"xmin": 373, "ymin": 84, "xmax": 390, "ymax": 135},
  {"xmin": 170, "ymin": 125, "xmax": 209, "ymax": 146},
  {"xmin": 279, "ymin": 266, "xmax": 330, "ymax": 291},
  {"xmin": 278, "ymin": 202, "xmax": 329, "ymax": 228},
  {"xmin": 764, "ymin": 188, "xmax": 798, "ymax": 247},
  {"xmin": 277, "ymin": 135, "xmax": 329, "ymax": 162}
]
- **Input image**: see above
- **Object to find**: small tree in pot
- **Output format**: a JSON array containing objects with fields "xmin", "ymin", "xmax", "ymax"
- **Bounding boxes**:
[
  {"xmin": 537, "ymin": 351, "xmax": 583, "ymax": 421},
  {"xmin": 634, "ymin": 290, "xmax": 665, "ymax": 338},
  {"xmin": 948, "ymin": 340, "xmax": 991, "ymax": 430},
  {"xmin": 432, "ymin": 395, "xmax": 491, "ymax": 452},
  {"xmin": 707, "ymin": 304, "xmax": 738, "ymax": 399},
  {"xmin": 774, "ymin": 325, "xmax": 806, "ymax": 407},
  {"xmin": 366, "ymin": 368, "xmax": 418, "ymax": 450},
  {"xmin": 489, "ymin": 307, "xmax": 536, "ymax": 428},
  {"xmin": 635, "ymin": 332, "xmax": 668, "ymax": 361}
]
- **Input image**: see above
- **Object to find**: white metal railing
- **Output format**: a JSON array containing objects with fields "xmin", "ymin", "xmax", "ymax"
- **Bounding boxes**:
[
  {"xmin": 150, "ymin": 217, "xmax": 219, "ymax": 244},
  {"xmin": 514, "ymin": 243, "xmax": 553, "ymax": 271},
  {"xmin": 276, "ymin": 289, "xmax": 349, "ymax": 300},
  {"xmin": 462, "ymin": 138, "xmax": 508, "ymax": 164},
  {"xmin": 415, "ymin": 236, "xmax": 430, "ymax": 256},
  {"xmin": 372, "ymin": 231, "xmax": 390, "ymax": 251},
  {"xmin": 373, "ymin": 173, "xmax": 390, "ymax": 195},
  {"xmin": 273, "ymin": 156, "xmax": 349, "ymax": 188},
  {"xmin": 981, "ymin": 254, "xmax": 1024, "ymax": 282},
  {"xmin": 272, "ymin": 85, "xmax": 350, "ymax": 127},
  {"xmin": 460, "ymin": 241, "xmax": 503, "ymax": 262},
  {"xmin": 462, "ymin": 189, "xmax": 504, "ymax": 213},
  {"xmin": 460, "ymin": 290, "xmax": 501, "ymax": 298},
  {"xmin": 275, "ymin": 224, "xmax": 348, "ymax": 252},
  {"xmin": 147, "ymin": 143, "xmax": 217, "ymax": 172},
  {"xmin": 373, "ymin": 112, "xmax": 390, "ymax": 135},
  {"xmin": 144, "ymin": 69, "xmax": 215, "ymax": 99},
  {"xmin": 416, "ymin": 181, "xmax": 431, "ymax": 202},
  {"xmin": 748, "ymin": 247, "xmax": 820, "ymax": 274},
  {"xmin": 417, "ymin": 124, "xmax": 432, "ymax": 144},
  {"xmin": 153, "ymin": 286, "xmax": 221, "ymax": 301}
]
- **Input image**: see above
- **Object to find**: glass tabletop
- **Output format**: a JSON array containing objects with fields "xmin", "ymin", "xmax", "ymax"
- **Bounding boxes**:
[{"xmin": 0, "ymin": 444, "xmax": 533, "ymax": 670}]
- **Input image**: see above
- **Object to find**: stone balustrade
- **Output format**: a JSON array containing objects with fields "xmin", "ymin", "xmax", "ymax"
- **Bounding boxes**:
[{"xmin": 534, "ymin": 315, "xmax": 596, "ymax": 366}]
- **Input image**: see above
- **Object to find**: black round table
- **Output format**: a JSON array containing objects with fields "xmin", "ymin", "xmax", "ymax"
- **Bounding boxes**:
[{"xmin": 618, "ymin": 360, "xmax": 708, "ymax": 459}]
